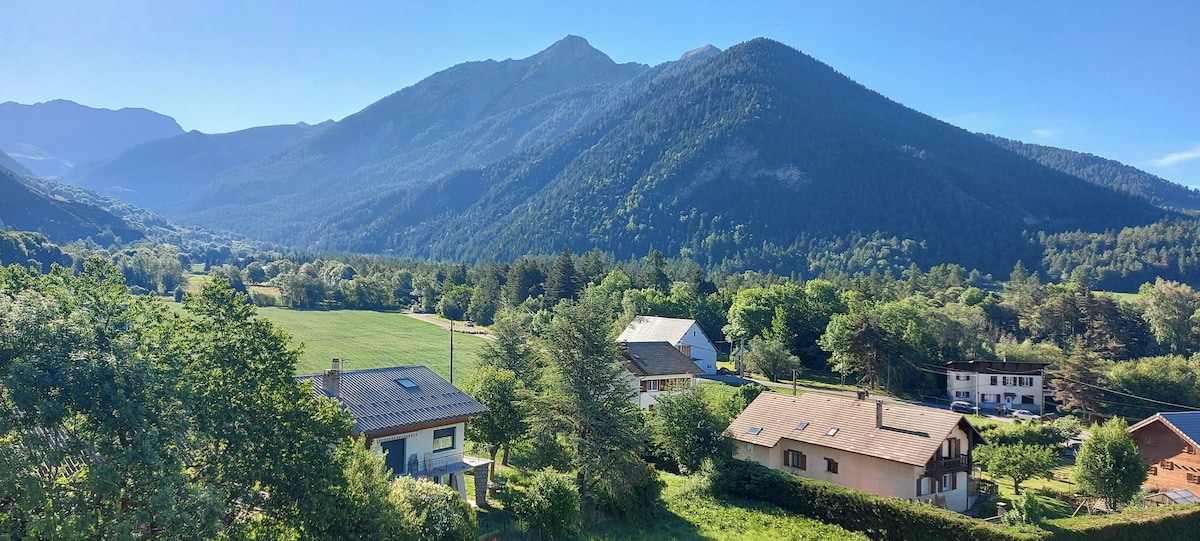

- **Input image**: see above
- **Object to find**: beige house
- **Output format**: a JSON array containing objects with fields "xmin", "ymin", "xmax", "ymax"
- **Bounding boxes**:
[{"xmin": 727, "ymin": 392, "xmax": 984, "ymax": 512}]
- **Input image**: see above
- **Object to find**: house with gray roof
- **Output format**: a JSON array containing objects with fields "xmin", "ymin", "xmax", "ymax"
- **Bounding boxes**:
[
  {"xmin": 1130, "ymin": 412, "xmax": 1200, "ymax": 497},
  {"xmin": 618, "ymin": 316, "xmax": 718, "ymax": 374},
  {"xmin": 727, "ymin": 392, "xmax": 984, "ymax": 512},
  {"xmin": 620, "ymin": 341, "xmax": 699, "ymax": 410},
  {"xmin": 297, "ymin": 359, "xmax": 490, "ymax": 504}
]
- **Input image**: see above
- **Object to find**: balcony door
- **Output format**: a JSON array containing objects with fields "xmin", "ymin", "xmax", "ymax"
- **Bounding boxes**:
[{"xmin": 382, "ymin": 438, "xmax": 407, "ymax": 476}]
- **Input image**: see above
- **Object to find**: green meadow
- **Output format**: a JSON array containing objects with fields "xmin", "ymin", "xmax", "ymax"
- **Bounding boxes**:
[{"xmin": 254, "ymin": 307, "xmax": 488, "ymax": 380}]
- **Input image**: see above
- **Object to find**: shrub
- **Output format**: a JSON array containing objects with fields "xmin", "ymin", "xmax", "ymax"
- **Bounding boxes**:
[
  {"xmin": 389, "ymin": 477, "xmax": 476, "ymax": 541},
  {"xmin": 590, "ymin": 458, "xmax": 664, "ymax": 520},
  {"xmin": 516, "ymin": 469, "xmax": 579, "ymax": 539}
]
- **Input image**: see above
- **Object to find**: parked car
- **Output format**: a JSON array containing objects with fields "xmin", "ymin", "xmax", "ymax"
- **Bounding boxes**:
[
  {"xmin": 950, "ymin": 401, "xmax": 979, "ymax": 414},
  {"xmin": 1010, "ymin": 409, "xmax": 1039, "ymax": 421},
  {"xmin": 1061, "ymin": 441, "xmax": 1082, "ymax": 459}
]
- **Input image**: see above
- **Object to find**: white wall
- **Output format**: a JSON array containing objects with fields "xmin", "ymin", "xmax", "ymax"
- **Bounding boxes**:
[
  {"xmin": 946, "ymin": 370, "xmax": 1044, "ymax": 413},
  {"xmin": 370, "ymin": 421, "xmax": 469, "ymax": 498},
  {"xmin": 680, "ymin": 323, "xmax": 718, "ymax": 374}
]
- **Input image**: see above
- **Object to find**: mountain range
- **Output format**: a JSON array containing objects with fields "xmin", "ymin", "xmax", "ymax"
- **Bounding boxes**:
[
  {"xmin": 0, "ymin": 100, "xmax": 183, "ymax": 178},
  {"xmin": 3, "ymin": 36, "xmax": 1196, "ymax": 278},
  {"xmin": 0, "ymin": 164, "xmax": 142, "ymax": 244}
]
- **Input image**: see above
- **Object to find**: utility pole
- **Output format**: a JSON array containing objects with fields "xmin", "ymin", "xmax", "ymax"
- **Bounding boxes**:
[
  {"xmin": 792, "ymin": 368, "xmax": 798, "ymax": 396},
  {"xmin": 449, "ymin": 319, "xmax": 454, "ymax": 384}
]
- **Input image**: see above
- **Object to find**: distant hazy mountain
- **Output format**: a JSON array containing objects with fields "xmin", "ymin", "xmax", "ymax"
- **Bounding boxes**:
[
  {"xmin": 980, "ymin": 134, "xmax": 1200, "ymax": 211},
  {"xmin": 0, "ymin": 164, "xmax": 143, "ymax": 244},
  {"xmin": 176, "ymin": 35, "xmax": 652, "ymax": 238},
  {"xmin": 61, "ymin": 122, "xmax": 331, "ymax": 212},
  {"xmin": 0, "ymin": 149, "xmax": 32, "ymax": 176},
  {"xmin": 0, "ymin": 99, "xmax": 183, "ymax": 178},
  {"xmin": 306, "ymin": 38, "xmax": 1167, "ymax": 275}
]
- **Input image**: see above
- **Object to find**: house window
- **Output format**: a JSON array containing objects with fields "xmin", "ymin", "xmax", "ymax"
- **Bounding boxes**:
[
  {"xmin": 646, "ymin": 379, "xmax": 660, "ymax": 392},
  {"xmin": 1150, "ymin": 466, "xmax": 1158, "ymax": 475},
  {"xmin": 1161, "ymin": 460, "xmax": 1175, "ymax": 471},
  {"xmin": 825, "ymin": 458, "xmax": 838, "ymax": 474},
  {"xmin": 942, "ymin": 473, "xmax": 957, "ymax": 491},
  {"xmin": 1188, "ymin": 473, "xmax": 1200, "ymax": 484},
  {"xmin": 954, "ymin": 391, "xmax": 971, "ymax": 399},
  {"xmin": 785, "ymin": 450, "xmax": 806, "ymax": 470},
  {"xmin": 918, "ymin": 477, "xmax": 932, "ymax": 496},
  {"xmin": 955, "ymin": 374, "xmax": 970, "ymax": 381},
  {"xmin": 680, "ymin": 344, "xmax": 692, "ymax": 357},
  {"xmin": 990, "ymin": 376, "xmax": 998, "ymax": 385},
  {"xmin": 432, "ymin": 427, "xmax": 455, "ymax": 452},
  {"xmin": 1002, "ymin": 377, "xmax": 1011, "ymax": 386},
  {"xmin": 1185, "ymin": 444, "xmax": 1195, "ymax": 454}
]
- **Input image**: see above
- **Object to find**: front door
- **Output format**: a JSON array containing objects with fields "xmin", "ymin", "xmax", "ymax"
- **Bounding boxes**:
[{"xmin": 381, "ymin": 438, "xmax": 407, "ymax": 476}]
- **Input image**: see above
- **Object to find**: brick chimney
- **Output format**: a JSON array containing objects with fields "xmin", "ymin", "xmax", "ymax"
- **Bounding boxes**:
[
  {"xmin": 323, "ymin": 358, "xmax": 342, "ymax": 397},
  {"xmin": 876, "ymin": 401, "xmax": 884, "ymax": 429}
]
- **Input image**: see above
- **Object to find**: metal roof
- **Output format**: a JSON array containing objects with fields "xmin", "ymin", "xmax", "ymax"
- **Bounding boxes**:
[
  {"xmin": 622, "ymin": 342, "xmax": 700, "ymax": 377},
  {"xmin": 618, "ymin": 316, "xmax": 700, "ymax": 344},
  {"xmin": 297, "ymin": 365, "xmax": 487, "ymax": 435}
]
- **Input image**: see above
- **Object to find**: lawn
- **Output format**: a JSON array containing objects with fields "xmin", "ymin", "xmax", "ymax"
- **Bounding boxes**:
[
  {"xmin": 255, "ymin": 307, "xmax": 489, "ymax": 379},
  {"xmin": 478, "ymin": 469, "xmax": 867, "ymax": 541}
]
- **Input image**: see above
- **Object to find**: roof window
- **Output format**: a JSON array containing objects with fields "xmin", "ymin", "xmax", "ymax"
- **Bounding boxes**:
[
  {"xmin": 826, "ymin": 427, "xmax": 839, "ymax": 436},
  {"xmin": 746, "ymin": 426, "xmax": 763, "ymax": 435},
  {"xmin": 395, "ymin": 378, "xmax": 418, "ymax": 389},
  {"xmin": 795, "ymin": 422, "xmax": 809, "ymax": 431}
]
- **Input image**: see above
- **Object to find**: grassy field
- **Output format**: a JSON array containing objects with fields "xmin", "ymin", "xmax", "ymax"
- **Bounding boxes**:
[
  {"xmin": 255, "ymin": 308, "xmax": 489, "ymax": 379},
  {"xmin": 478, "ymin": 470, "xmax": 867, "ymax": 541}
]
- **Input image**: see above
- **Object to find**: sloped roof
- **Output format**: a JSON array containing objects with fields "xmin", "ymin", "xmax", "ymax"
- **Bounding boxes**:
[
  {"xmin": 297, "ymin": 365, "xmax": 487, "ymax": 435},
  {"xmin": 1130, "ymin": 412, "xmax": 1200, "ymax": 450},
  {"xmin": 623, "ymin": 342, "xmax": 700, "ymax": 377},
  {"xmin": 726, "ymin": 392, "xmax": 981, "ymax": 467},
  {"xmin": 617, "ymin": 316, "xmax": 698, "ymax": 344}
]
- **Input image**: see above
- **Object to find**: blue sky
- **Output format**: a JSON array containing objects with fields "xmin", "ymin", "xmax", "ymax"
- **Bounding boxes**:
[{"xmin": 4, "ymin": 1, "xmax": 1199, "ymax": 186}]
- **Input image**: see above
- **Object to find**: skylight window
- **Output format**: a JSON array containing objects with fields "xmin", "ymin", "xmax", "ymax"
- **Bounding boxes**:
[
  {"xmin": 795, "ymin": 422, "xmax": 809, "ymax": 431},
  {"xmin": 746, "ymin": 426, "xmax": 763, "ymax": 435},
  {"xmin": 826, "ymin": 427, "xmax": 839, "ymax": 436},
  {"xmin": 395, "ymin": 378, "xmax": 418, "ymax": 389}
]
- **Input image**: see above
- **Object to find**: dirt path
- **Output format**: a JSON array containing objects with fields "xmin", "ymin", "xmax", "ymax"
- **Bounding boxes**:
[{"xmin": 401, "ymin": 312, "xmax": 495, "ymax": 340}]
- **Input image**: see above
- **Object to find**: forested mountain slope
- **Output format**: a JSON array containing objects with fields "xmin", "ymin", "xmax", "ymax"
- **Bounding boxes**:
[
  {"xmin": 312, "ymin": 38, "xmax": 1169, "ymax": 276},
  {"xmin": 0, "ymin": 99, "xmax": 183, "ymax": 178},
  {"xmin": 981, "ymin": 134, "xmax": 1200, "ymax": 211},
  {"xmin": 61, "ymin": 122, "xmax": 330, "ymax": 212},
  {"xmin": 175, "ymin": 35, "xmax": 653, "ymax": 239},
  {"xmin": 0, "ymin": 149, "xmax": 32, "ymax": 176},
  {"xmin": 0, "ymin": 165, "xmax": 142, "ymax": 244}
]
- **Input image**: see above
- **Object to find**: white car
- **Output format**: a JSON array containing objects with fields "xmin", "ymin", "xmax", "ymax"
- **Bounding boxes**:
[{"xmin": 1010, "ymin": 409, "xmax": 1039, "ymax": 421}]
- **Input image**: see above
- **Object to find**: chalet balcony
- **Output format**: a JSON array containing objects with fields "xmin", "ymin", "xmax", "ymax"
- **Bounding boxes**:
[
  {"xmin": 926, "ymin": 455, "xmax": 970, "ymax": 476},
  {"xmin": 407, "ymin": 451, "xmax": 491, "ymax": 479}
]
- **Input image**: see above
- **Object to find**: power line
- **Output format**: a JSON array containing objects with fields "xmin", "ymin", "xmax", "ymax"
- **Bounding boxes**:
[{"xmin": 1051, "ymin": 373, "xmax": 1200, "ymax": 411}]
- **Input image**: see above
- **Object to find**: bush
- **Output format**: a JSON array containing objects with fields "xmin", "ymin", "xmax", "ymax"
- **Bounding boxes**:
[
  {"xmin": 1047, "ymin": 504, "xmax": 1200, "ymax": 541},
  {"xmin": 1004, "ymin": 491, "xmax": 1046, "ymax": 526},
  {"xmin": 516, "ymin": 469, "xmax": 579, "ymax": 539},
  {"xmin": 389, "ymin": 477, "xmax": 476, "ymax": 541},
  {"xmin": 250, "ymin": 291, "xmax": 277, "ymax": 307},
  {"xmin": 590, "ymin": 458, "xmax": 664, "ymax": 520},
  {"xmin": 711, "ymin": 459, "xmax": 1036, "ymax": 541}
]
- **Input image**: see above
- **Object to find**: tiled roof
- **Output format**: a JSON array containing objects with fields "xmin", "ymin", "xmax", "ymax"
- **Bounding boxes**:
[
  {"xmin": 726, "ymin": 392, "xmax": 981, "ymax": 467},
  {"xmin": 1131, "ymin": 412, "xmax": 1200, "ymax": 450},
  {"xmin": 296, "ymin": 365, "xmax": 487, "ymax": 435},
  {"xmin": 617, "ymin": 316, "xmax": 697, "ymax": 344},
  {"xmin": 622, "ymin": 342, "xmax": 700, "ymax": 377}
]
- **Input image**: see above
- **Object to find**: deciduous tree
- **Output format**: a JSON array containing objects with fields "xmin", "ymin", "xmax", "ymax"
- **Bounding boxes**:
[{"xmin": 1073, "ymin": 418, "xmax": 1147, "ymax": 510}]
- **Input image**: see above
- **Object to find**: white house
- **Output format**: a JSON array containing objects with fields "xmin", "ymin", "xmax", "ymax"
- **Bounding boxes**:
[
  {"xmin": 727, "ymin": 392, "xmax": 984, "ymax": 513},
  {"xmin": 297, "ymin": 359, "xmax": 491, "ymax": 505},
  {"xmin": 617, "ymin": 316, "xmax": 718, "ymax": 374},
  {"xmin": 944, "ymin": 360, "xmax": 1050, "ymax": 414},
  {"xmin": 620, "ymin": 341, "xmax": 698, "ymax": 410}
]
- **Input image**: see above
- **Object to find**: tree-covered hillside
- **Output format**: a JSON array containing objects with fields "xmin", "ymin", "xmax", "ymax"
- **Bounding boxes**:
[
  {"xmin": 981, "ymin": 134, "xmax": 1200, "ymax": 211},
  {"xmin": 313, "ymin": 38, "xmax": 1169, "ymax": 277},
  {"xmin": 61, "ymin": 122, "xmax": 329, "ymax": 212}
]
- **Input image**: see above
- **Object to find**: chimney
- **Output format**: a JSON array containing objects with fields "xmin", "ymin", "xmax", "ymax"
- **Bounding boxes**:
[
  {"xmin": 323, "ymin": 358, "xmax": 342, "ymax": 397},
  {"xmin": 876, "ymin": 401, "xmax": 884, "ymax": 429}
]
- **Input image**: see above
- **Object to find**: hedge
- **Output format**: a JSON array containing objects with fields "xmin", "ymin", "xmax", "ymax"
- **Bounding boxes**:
[
  {"xmin": 711, "ymin": 459, "xmax": 1200, "ymax": 541},
  {"xmin": 1045, "ymin": 504, "xmax": 1200, "ymax": 541},
  {"xmin": 711, "ymin": 459, "xmax": 1037, "ymax": 541}
]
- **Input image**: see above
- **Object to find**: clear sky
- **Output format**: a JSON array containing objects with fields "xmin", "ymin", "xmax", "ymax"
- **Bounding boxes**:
[{"xmin": 4, "ymin": 1, "xmax": 1199, "ymax": 186}]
